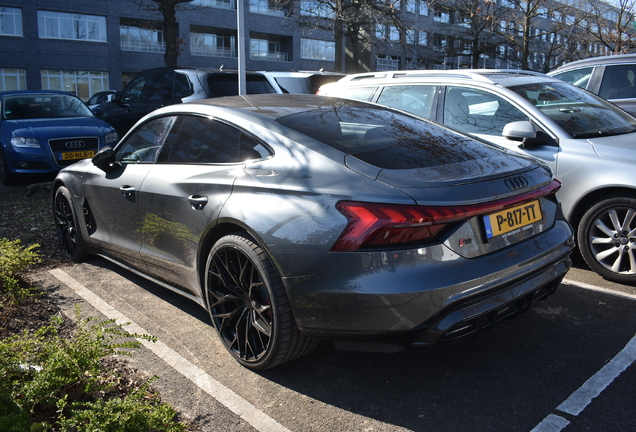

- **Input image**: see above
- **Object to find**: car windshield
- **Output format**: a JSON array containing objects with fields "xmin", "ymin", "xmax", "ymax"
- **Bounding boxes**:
[
  {"xmin": 276, "ymin": 105, "xmax": 506, "ymax": 170},
  {"xmin": 509, "ymin": 82, "xmax": 636, "ymax": 138},
  {"xmin": 3, "ymin": 94, "xmax": 94, "ymax": 120}
]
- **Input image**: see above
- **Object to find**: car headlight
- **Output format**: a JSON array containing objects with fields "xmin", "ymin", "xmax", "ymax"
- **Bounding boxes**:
[
  {"xmin": 11, "ymin": 137, "xmax": 40, "ymax": 148},
  {"xmin": 105, "ymin": 131, "xmax": 119, "ymax": 145}
]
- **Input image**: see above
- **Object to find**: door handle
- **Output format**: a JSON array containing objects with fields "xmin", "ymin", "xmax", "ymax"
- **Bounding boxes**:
[
  {"xmin": 188, "ymin": 195, "xmax": 208, "ymax": 210},
  {"xmin": 120, "ymin": 185, "xmax": 135, "ymax": 198}
]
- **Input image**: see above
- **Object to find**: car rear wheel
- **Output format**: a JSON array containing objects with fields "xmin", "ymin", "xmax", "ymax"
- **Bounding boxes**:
[
  {"xmin": 578, "ymin": 195, "xmax": 636, "ymax": 285},
  {"xmin": 204, "ymin": 233, "xmax": 316, "ymax": 369},
  {"xmin": 0, "ymin": 148, "xmax": 18, "ymax": 186},
  {"xmin": 53, "ymin": 186, "xmax": 88, "ymax": 262}
]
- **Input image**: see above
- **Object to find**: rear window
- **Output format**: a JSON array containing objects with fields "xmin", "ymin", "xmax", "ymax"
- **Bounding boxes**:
[
  {"xmin": 206, "ymin": 74, "xmax": 276, "ymax": 97},
  {"xmin": 276, "ymin": 105, "xmax": 503, "ymax": 170}
]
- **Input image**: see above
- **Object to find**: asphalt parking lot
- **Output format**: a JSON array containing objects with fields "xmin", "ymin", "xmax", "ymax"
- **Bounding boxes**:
[{"xmin": 32, "ymin": 257, "xmax": 636, "ymax": 432}]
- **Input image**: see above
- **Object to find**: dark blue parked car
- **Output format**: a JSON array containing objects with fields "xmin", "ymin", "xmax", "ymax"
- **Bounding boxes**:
[{"xmin": 1, "ymin": 90, "xmax": 118, "ymax": 185}]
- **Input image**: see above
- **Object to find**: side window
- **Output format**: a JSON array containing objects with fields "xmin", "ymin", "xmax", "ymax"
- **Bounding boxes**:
[
  {"xmin": 239, "ymin": 133, "xmax": 271, "ymax": 161},
  {"xmin": 443, "ymin": 86, "xmax": 528, "ymax": 136},
  {"xmin": 145, "ymin": 72, "xmax": 174, "ymax": 104},
  {"xmin": 116, "ymin": 116, "xmax": 177, "ymax": 163},
  {"xmin": 121, "ymin": 74, "xmax": 148, "ymax": 104},
  {"xmin": 376, "ymin": 85, "xmax": 435, "ymax": 119},
  {"xmin": 599, "ymin": 64, "xmax": 636, "ymax": 100},
  {"xmin": 553, "ymin": 67, "xmax": 593, "ymax": 90},
  {"xmin": 159, "ymin": 116, "xmax": 242, "ymax": 164},
  {"xmin": 333, "ymin": 86, "xmax": 376, "ymax": 102},
  {"xmin": 174, "ymin": 73, "xmax": 193, "ymax": 100}
]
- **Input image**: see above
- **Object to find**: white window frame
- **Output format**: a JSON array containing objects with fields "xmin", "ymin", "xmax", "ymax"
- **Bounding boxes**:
[
  {"xmin": 38, "ymin": 10, "xmax": 107, "ymax": 42},
  {"xmin": 191, "ymin": 31, "xmax": 236, "ymax": 58},
  {"xmin": 0, "ymin": 68, "xmax": 26, "ymax": 91},
  {"xmin": 120, "ymin": 26, "xmax": 165, "ymax": 53},
  {"xmin": 41, "ymin": 70, "xmax": 109, "ymax": 101},
  {"xmin": 0, "ymin": 6, "xmax": 23, "ymax": 36}
]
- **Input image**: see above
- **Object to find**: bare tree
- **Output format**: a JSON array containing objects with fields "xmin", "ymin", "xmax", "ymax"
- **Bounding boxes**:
[
  {"xmin": 277, "ymin": 0, "xmax": 410, "ymax": 72},
  {"xmin": 139, "ymin": 0, "xmax": 193, "ymax": 67},
  {"xmin": 581, "ymin": 0, "xmax": 636, "ymax": 54}
]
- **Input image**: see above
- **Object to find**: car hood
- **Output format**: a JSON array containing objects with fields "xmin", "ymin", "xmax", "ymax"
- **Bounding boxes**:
[
  {"xmin": 374, "ymin": 152, "xmax": 548, "ymax": 205},
  {"xmin": 3, "ymin": 117, "xmax": 114, "ymax": 139},
  {"xmin": 588, "ymin": 132, "xmax": 636, "ymax": 164}
]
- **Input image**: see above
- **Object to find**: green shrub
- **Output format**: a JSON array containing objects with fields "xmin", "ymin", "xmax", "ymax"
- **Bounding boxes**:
[
  {"xmin": 0, "ymin": 238, "xmax": 41, "ymax": 299},
  {"xmin": 0, "ymin": 307, "xmax": 185, "ymax": 431}
]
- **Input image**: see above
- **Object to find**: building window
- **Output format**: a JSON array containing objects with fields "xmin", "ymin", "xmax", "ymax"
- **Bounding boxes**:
[
  {"xmin": 0, "ymin": 68, "xmax": 26, "ymax": 91},
  {"xmin": 250, "ymin": 37, "xmax": 288, "ymax": 61},
  {"xmin": 249, "ymin": 0, "xmax": 286, "ymax": 17},
  {"xmin": 37, "ymin": 11, "xmax": 107, "ymax": 42},
  {"xmin": 376, "ymin": 24, "xmax": 387, "ymax": 40},
  {"xmin": 419, "ymin": 1, "xmax": 428, "ymax": 15},
  {"xmin": 191, "ymin": 31, "xmax": 236, "ymax": 57},
  {"xmin": 120, "ymin": 26, "xmax": 165, "ymax": 52},
  {"xmin": 376, "ymin": 55, "xmax": 400, "ymax": 71},
  {"xmin": 41, "ymin": 70, "xmax": 109, "ymax": 101},
  {"xmin": 1, "ymin": 6, "xmax": 23, "ymax": 36},
  {"xmin": 300, "ymin": 38, "xmax": 335, "ymax": 60},
  {"xmin": 389, "ymin": 26, "xmax": 400, "ymax": 41},
  {"xmin": 418, "ymin": 31, "xmax": 427, "ymax": 46},
  {"xmin": 433, "ymin": 8, "xmax": 450, "ymax": 23},
  {"xmin": 406, "ymin": 29, "xmax": 416, "ymax": 44},
  {"xmin": 404, "ymin": 0, "xmax": 416, "ymax": 13},
  {"xmin": 190, "ymin": 0, "xmax": 236, "ymax": 10},
  {"xmin": 300, "ymin": 0, "xmax": 333, "ymax": 18},
  {"xmin": 433, "ymin": 35, "xmax": 448, "ymax": 52}
]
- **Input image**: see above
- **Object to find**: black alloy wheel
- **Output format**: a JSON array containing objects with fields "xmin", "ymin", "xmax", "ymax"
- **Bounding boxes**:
[
  {"xmin": 53, "ymin": 186, "xmax": 88, "ymax": 262},
  {"xmin": 204, "ymin": 233, "xmax": 316, "ymax": 369},
  {"xmin": 578, "ymin": 194, "xmax": 636, "ymax": 285}
]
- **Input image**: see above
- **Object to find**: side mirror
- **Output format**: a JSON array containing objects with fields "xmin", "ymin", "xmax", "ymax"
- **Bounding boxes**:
[
  {"xmin": 92, "ymin": 146, "xmax": 115, "ymax": 168},
  {"xmin": 503, "ymin": 121, "xmax": 537, "ymax": 141},
  {"xmin": 92, "ymin": 107, "xmax": 104, "ymax": 118},
  {"xmin": 119, "ymin": 96, "xmax": 131, "ymax": 108}
]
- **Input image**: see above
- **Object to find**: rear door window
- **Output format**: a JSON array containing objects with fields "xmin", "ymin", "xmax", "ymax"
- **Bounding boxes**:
[
  {"xmin": 552, "ymin": 67, "xmax": 593, "ymax": 90},
  {"xmin": 206, "ymin": 74, "xmax": 276, "ymax": 97},
  {"xmin": 376, "ymin": 85, "xmax": 436, "ymax": 119}
]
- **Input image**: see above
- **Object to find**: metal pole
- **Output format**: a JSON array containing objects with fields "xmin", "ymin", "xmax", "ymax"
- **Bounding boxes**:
[{"xmin": 237, "ymin": 0, "xmax": 246, "ymax": 95}]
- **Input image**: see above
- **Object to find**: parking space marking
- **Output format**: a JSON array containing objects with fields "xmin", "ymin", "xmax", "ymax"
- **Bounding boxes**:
[
  {"xmin": 561, "ymin": 278, "xmax": 636, "ymax": 300},
  {"xmin": 531, "ymin": 333, "xmax": 636, "ymax": 431},
  {"xmin": 50, "ymin": 269, "xmax": 292, "ymax": 432}
]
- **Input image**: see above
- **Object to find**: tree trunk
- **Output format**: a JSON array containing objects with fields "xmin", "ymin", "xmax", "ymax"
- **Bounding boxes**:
[{"xmin": 158, "ymin": 1, "xmax": 180, "ymax": 67}]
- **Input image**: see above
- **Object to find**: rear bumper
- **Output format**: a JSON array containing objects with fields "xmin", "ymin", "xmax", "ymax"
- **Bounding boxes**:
[{"xmin": 285, "ymin": 220, "xmax": 573, "ymax": 351}]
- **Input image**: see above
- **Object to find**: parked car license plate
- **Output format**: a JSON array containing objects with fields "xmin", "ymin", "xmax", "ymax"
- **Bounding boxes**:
[
  {"xmin": 483, "ymin": 199, "xmax": 542, "ymax": 239},
  {"xmin": 59, "ymin": 151, "xmax": 95, "ymax": 161}
]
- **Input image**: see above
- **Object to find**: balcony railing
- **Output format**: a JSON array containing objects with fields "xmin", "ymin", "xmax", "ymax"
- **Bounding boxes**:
[
  {"xmin": 376, "ymin": 57, "xmax": 399, "ymax": 71},
  {"xmin": 191, "ymin": 46, "xmax": 236, "ymax": 58},
  {"xmin": 121, "ymin": 40, "xmax": 165, "ymax": 53},
  {"xmin": 250, "ymin": 51, "xmax": 289, "ymax": 61}
]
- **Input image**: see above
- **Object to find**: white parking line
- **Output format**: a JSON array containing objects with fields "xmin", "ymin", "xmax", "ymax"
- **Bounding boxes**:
[
  {"xmin": 530, "ymin": 278, "xmax": 636, "ymax": 432},
  {"xmin": 49, "ymin": 269, "xmax": 292, "ymax": 432}
]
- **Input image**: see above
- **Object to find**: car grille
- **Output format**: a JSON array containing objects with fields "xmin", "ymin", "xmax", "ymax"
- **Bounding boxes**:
[{"xmin": 48, "ymin": 137, "xmax": 100, "ymax": 167}]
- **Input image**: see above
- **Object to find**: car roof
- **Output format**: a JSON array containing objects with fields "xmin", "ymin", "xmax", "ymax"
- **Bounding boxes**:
[
  {"xmin": 179, "ymin": 93, "xmax": 390, "ymax": 120},
  {"xmin": 329, "ymin": 69, "xmax": 559, "ymax": 88},
  {"xmin": 0, "ymin": 89, "xmax": 77, "ymax": 98},
  {"xmin": 550, "ymin": 54, "xmax": 636, "ymax": 72}
]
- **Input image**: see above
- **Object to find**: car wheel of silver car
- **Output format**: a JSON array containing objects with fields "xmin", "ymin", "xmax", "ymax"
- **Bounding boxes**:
[
  {"xmin": 0, "ymin": 148, "xmax": 17, "ymax": 186},
  {"xmin": 53, "ymin": 186, "xmax": 88, "ymax": 262},
  {"xmin": 204, "ymin": 233, "xmax": 317, "ymax": 369},
  {"xmin": 578, "ymin": 195, "xmax": 636, "ymax": 285}
]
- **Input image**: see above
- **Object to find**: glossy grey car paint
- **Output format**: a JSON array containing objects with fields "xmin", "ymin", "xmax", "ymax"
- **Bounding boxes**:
[{"xmin": 53, "ymin": 94, "xmax": 573, "ymax": 368}]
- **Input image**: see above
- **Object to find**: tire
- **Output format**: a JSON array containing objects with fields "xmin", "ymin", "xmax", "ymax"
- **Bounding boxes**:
[
  {"xmin": 53, "ymin": 186, "xmax": 89, "ymax": 262},
  {"xmin": 204, "ymin": 233, "xmax": 317, "ymax": 369},
  {"xmin": 0, "ymin": 147, "xmax": 18, "ymax": 186},
  {"xmin": 577, "ymin": 194, "xmax": 636, "ymax": 285}
]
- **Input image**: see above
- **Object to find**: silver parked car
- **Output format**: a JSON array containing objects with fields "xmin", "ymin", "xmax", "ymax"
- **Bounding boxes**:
[
  {"xmin": 53, "ymin": 94, "xmax": 573, "ymax": 369},
  {"xmin": 319, "ymin": 70, "xmax": 636, "ymax": 285}
]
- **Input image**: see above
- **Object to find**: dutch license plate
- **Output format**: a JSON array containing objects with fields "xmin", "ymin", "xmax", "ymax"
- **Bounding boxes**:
[
  {"xmin": 483, "ymin": 199, "xmax": 543, "ymax": 239},
  {"xmin": 59, "ymin": 150, "xmax": 95, "ymax": 161}
]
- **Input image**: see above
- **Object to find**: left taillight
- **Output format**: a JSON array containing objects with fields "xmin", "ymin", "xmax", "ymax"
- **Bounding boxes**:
[{"xmin": 331, "ymin": 179, "xmax": 561, "ymax": 252}]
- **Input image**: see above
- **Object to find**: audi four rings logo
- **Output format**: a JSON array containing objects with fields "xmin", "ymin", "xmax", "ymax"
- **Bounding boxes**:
[
  {"xmin": 65, "ymin": 140, "xmax": 86, "ymax": 149},
  {"xmin": 505, "ymin": 176, "xmax": 528, "ymax": 190}
]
